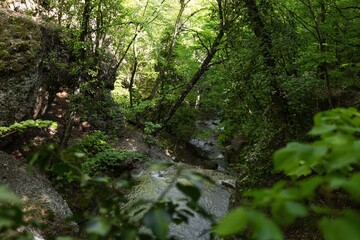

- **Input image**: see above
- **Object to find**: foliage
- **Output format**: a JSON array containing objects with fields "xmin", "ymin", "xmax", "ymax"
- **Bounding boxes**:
[
  {"xmin": 82, "ymin": 150, "xmax": 148, "ymax": 176},
  {"xmin": 25, "ymin": 144, "xmax": 214, "ymax": 240},
  {"xmin": 144, "ymin": 122, "xmax": 162, "ymax": 135},
  {"xmin": 0, "ymin": 119, "xmax": 58, "ymax": 137},
  {"xmin": 0, "ymin": 12, "xmax": 41, "ymax": 73},
  {"xmin": 213, "ymin": 0, "xmax": 360, "ymax": 201},
  {"xmin": 71, "ymin": 90, "xmax": 125, "ymax": 134},
  {"xmin": 75, "ymin": 130, "xmax": 112, "ymax": 157},
  {"xmin": 165, "ymin": 104, "xmax": 198, "ymax": 140},
  {"xmin": 2, "ymin": 0, "xmax": 360, "ymax": 238},
  {"xmin": 216, "ymin": 108, "xmax": 360, "ymax": 239},
  {"xmin": 0, "ymin": 185, "xmax": 34, "ymax": 240},
  {"xmin": 72, "ymin": 130, "xmax": 150, "ymax": 177}
]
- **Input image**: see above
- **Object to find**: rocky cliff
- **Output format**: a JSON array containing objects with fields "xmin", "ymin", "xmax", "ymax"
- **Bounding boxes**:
[
  {"xmin": 0, "ymin": 9, "xmax": 76, "ymax": 126},
  {"xmin": 1, "ymin": 0, "xmax": 38, "ymax": 12}
]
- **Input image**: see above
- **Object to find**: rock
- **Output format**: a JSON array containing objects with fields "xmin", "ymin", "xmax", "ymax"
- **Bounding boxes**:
[
  {"xmin": 13, "ymin": 0, "xmax": 20, "ymax": 10},
  {"xmin": 221, "ymin": 179, "xmax": 236, "ymax": 189},
  {"xmin": 127, "ymin": 164, "xmax": 235, "ymax": 240},
  {"xmin": 0, "ymin": 10, "xmax": 118, "ymax": 128},
  {"xmin": 8, "ymin": 3, "xmax": 15, "ymax": 12},
  {"xmin": 0, "ymin": 151, "xmax": 77, "ymax": 237},
  {"xmin": 186, "ymin": 119, "xmax": 227, "ymax": 171},
  {"xmin": 224, "ymin": 133, "xmax": 248, "ymax": 164},
  {"xmin": 0, "ymin": 10, "xmax": 66, "ymax": 126},
  {"xmin": 187, "ymin": 138, "xmax": 213, "ymax": 159},
  {"xmin": 203, "ymin": 159, "xmax": 218, "ymax": 170}
]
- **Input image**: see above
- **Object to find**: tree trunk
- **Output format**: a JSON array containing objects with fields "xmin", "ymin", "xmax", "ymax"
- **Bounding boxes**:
[
  {"xmin": 318, "ymin": 0, "xmax": 333, "ymax": 108},
  {"xmin": 150, "ymin": 0, "xmax": 189, "ymax": 99},
  {"xmin": 153, "ymin": 27, "xmax": 225, "ymax": 135},
  {"xmin": 243, "ymin": 0, "xmax": 289, "ymax": 130},
  {"xmin": 60, "ymin": 0, "xmax": 92, "ymax": 148},
  {"xmin": 79, "ymin": 0, "xmax": 92, "ymax": 64},
  {"xmin": 129, "ymin": 30, "xmax": 139, "ymax": 108}
]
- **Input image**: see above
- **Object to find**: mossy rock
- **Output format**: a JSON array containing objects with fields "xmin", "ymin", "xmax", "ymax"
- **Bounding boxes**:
[
  {"xmin": 0, "ymin": 10, "xmax": 74, "ymax": 126},
  {"xmin": 0, "ymin": 12, "xmax": 41, "ymax": 74}
]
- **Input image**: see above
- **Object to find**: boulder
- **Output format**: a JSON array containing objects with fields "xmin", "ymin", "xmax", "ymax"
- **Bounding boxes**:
[
  {"xmin": 0, "ymin": 10, "xmax": 74, "ymax": 126},
  {"xmin": 0, "ymin": 10, "xmax": 118, "ymax": 128},
  {"xmin": 0, "ymin": 151, "xmax": 77, "ymax": 237},
  {"xmin": 186, "ymin": 119, "xmax": 227, "ymax": 170},
  {"xmin": 187, "ymin": 138, "xmax": 213, "ymax": 159}
]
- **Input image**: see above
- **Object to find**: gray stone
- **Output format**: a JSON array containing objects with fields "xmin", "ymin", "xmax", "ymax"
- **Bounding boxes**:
[
  {"xmin": 0, "ymin": 151, "xmax": 77, "ymax": 234},
  {"xmin": 187, "ymin": 119, "xmax": 227, "ymax": 171},
  {"xmin": 13, "ymin": 0, "xmax": 20, "ymax": 9},
  {"xmin": 9, "ymin": 3, "xmax": 15, "ymax": 10},
  {"xmin": 127, "ymin": 164, "xmax": 235, "ymax": 240},
  {"xmin": 19, "ymin": 3, "xmax": 26, "ymax": 11}
]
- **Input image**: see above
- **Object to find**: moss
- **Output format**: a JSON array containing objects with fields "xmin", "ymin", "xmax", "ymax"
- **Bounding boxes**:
[{"xmin": 0, "ymin": 11, "xmax": 41, "ymax": 74}]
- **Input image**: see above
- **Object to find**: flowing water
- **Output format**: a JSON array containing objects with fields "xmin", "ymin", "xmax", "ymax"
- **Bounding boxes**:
[
  {"xmin": 128, "ymin": 119, "xmax": 237, "ymax": 239},
  {"xmin": 128, "ymin": 165, "xmax": 236, "ymax": 239}
]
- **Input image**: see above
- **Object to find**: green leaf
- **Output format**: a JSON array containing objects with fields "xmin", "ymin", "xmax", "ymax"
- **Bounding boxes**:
[
  {"xmin": 250, "ymin": 210, "xmax": 284, "ymax": 240},
  {"xmin": 343, "ymin": 173, "xmax": 360, "ymax": 202},
  {"xmin": 273, "ymin": 142, "xmax": 327, "ymax": 178},
  {"xmin": 271, "ymin": 200, "xmax": 304, "ymax": 226},
  {"xmin": 0, "ymin": 185, "xmax": 21, "ymax": 205},
  {"xmin": 311, "ymin": 108, "xmax": 360, "ymax": 137},
  {"xmin": 176, "ymin": 182, "xmax": 201, "ymax": 202},
  {"xmin": 86, "ymin": 217, "xmax": 111, "ymax": 236},
  {"xmin": 320, "ymin": 211, "xmax": 360, "ymax": 240},
  {"xmin": 0, "ymin": 206, "xmax": 25, "ymax": 229},
  {"xmin": 50, "ymin": 121, "xmax": 58, "ymax": 130},
  {"xmin": 285, "ymin": 201, "xmax": 307, "ymax": 217},
  {"xmin": 216, "ymin": 207, "xmax": 249, "ymax": 236},
  {"xmin": 327, "ymin": 140, "xmax": 360, "ymax": 172},
  {"xmin": 296, "ymin": 176, "xmax": 323, "ymax": 198},
  {"xmin": 248, "ymin": 181, "xmax": 286, "ymax": 206},
  {"xmin": 122, "ymin": 228, "xmax": 137, "ymax": 240},
  {"xmin": 143, "ymin": 207, "xmax": 171, "ymax": 240},
  {"xmin": 309, "ymin": 124, "xmax": 337, "ymax": 136}
]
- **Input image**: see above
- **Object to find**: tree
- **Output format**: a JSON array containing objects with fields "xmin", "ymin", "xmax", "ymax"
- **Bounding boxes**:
[
  {"xmin": 216, "ymin": 108, "xmax": 360, "ymax": 240},
  {"xmin": 153, "ymin": 0, "xmax": 228, "ymax": 133},
  {"xmin": 149, "ymin": 0, "xmax": 192, "ymax": 99}
]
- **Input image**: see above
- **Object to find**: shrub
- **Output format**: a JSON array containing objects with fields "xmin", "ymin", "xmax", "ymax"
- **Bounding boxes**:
[
  {"xmin": 82, "ymin": 150, "xmax": 148, "ymax": 177},
  {"xmin": 76, "ymin": 130, "xmax": 112, "ymax": 157}
]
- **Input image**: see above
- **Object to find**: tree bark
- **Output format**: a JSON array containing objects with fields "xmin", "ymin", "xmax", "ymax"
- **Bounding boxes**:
[
  {"xmin": 129, "ymin": 28, "xmax": 139, "ymax": 108},
  {"xmin": 318, "ymin": 0, "xmax": 333, "ymax": 108}
]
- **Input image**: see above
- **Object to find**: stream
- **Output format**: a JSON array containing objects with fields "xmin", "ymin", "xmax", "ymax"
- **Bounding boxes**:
[
  {"xmin": 127, "ymin": 119, "xmax": 237, "ymax": 239},
  {"xmin": 128, "ymin": 164, "xmax": 235, "ymax": 239}
]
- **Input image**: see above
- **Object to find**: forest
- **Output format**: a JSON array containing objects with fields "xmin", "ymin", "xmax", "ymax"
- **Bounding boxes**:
[{"xmin": 0, "ymin": 0, "xmax": 360, "ymax": 239}]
